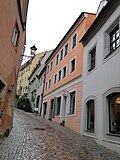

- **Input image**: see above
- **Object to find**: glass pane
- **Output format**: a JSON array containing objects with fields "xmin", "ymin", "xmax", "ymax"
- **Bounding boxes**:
[
  {"xmin": 108, "ymin": 94, "xmax": 120, "ymax": 134},
  {"xmin": 87, "ymin": 100, "xmax": 94, "ymax": 131}
]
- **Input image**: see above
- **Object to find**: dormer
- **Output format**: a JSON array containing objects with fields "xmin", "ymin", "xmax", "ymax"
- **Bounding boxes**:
[{"xmin": 96, "ymin": 0, "xmax": 109, "ymax": 17}]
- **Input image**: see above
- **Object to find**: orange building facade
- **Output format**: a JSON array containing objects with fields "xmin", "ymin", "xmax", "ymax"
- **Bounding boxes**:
[
  {"xmin": 0, "ymin": 0, "xmax": 29, "ymax": 135},
  {"xmin": 42, "ymin": 12, "xmax": 96, "ymax": 133}
]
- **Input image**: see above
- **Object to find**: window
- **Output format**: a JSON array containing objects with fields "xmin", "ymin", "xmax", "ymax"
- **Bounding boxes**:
[
  {"xmin": 72, "ymin": 33, "xmax": 77, "ymax": 49},
  {"xmin": 50, "ymin": 62, "xmax": 53, "ymax": 71},
  {"xmin": 107, "ymin": 93, "xmax": 120, "ymax": 134},
  {"xmin": 62, "ymin": 66, "xmax": 66, "ymax": 79},
  {"xmin": 0, "ymin": 80, "xmax": 6, "ymax": 90},
  {"xmin": 86, "ymin": 100, "xmax": 95, "ymax": 131},
  {"xmin": 58, "ymin": 70, "xmax": 61, "ymax": 82},
  {"xmin": 47, "ymin": 65, "xmax": 49, "ymax": 74},
  {"xmin": 64, "ymin": 43, "xmax": 68, "ymax": 57},
  {"xmin": 60, "ymin": 49, "xmax": 63, "ymax": 61},
  {"xmin": 12, "ymin": 24, "xmax": 20, "ymax": 49},
  {"xmin": 56, "ymin": 54, "xmax": 59, "ymax": 65},
  {"xmin": 43, "ymin": 102, "xmax": 47, "ymax": 117},
  {"xmin": 110, "ymin": 24, "xmax": 119, "ymax": 52},
  {"xmin": 45, "ymin": 82, "xmax": 47, "ymax": 90},
  {"xmin": 69, "ymin": 91, "xmax": 76, "ymax": 114},
  {"xmin": 104, "ymin": 19, "xmax": 120, "ymax": 58},
  {"xmin": 88, "ymin": 46, "xmax": 96, "ymax": 72},
  {"xmin": 56, "ymin": 97, "xmax": 61, "ymax": 116},
  {"xmin": 70, "ymin": 58, "xmax": 76, "ymax": 73},
  {"xmin": 54, "ymin": 74, "xmax": 57, "ymax": 84},
  {"xmin": 48, "ymin": 79, "xmax": 51, "ymax": 89}
]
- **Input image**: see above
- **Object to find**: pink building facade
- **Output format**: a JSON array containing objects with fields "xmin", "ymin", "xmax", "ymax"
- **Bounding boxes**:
[{"xmin": 42, "ymin": 12, "xmax": 96, "ymax": 133}]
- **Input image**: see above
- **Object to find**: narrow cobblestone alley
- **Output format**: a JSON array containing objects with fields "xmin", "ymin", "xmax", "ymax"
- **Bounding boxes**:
[{"xmin": 0, "ymin": 109, "xmax": 120, "ymax": 160}]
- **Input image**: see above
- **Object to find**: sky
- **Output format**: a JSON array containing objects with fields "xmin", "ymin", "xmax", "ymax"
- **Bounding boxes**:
[{"xmin": 24, "ymin": 0, "xmax": 101, "ymax": 61}]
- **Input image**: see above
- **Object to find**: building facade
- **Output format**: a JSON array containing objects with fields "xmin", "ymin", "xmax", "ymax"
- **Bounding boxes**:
[
  {"xmin": 17, "ymin": 59, "xmax": 32, "ymax": 96},
  {"xmin": 0, "ymin": 0, "xmax": 29, "ymax": 135},
  {"xmin": 28, "ymin": 50, "xmax": 53, "ymax": 112},
  {"xmin": 42, "ymin": 12, "xmax": 96, "ymax": 133},
  {"xmin": 17, "ymin": 51, "xmax": 45, "ymax": 97},
  {"xmin": 80, "ymin": 0, "xmax": 120, "ymax": 153}
]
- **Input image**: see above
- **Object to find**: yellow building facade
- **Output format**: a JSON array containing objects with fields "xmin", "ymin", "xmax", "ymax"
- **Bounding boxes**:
[{"xmin": 17, "ymin": 51, "xmax": 46, "ymax": 97}]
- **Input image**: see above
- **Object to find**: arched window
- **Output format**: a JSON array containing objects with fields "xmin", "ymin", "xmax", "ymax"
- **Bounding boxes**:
[
  {"xmin": 86, "ymin": 99, "xmax": 95, "ymax": 131},
  {"xmin": 107, "ymin": 93, "xmax": 120, "ymax": 134}
]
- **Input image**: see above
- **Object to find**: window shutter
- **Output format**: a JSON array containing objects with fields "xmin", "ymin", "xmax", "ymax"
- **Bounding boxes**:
[
  {"xmin": 88, "ymin": 53, "xmax": 91, "ymax": 71},
  {"xmin": 104, "ymin": 32, "xmax": 110, "ymax": 58}
]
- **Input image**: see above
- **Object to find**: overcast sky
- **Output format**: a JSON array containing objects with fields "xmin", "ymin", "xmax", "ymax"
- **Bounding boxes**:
[{"xmin": 24, "ymin": 0, "xmax": 101, "ymax": 60}]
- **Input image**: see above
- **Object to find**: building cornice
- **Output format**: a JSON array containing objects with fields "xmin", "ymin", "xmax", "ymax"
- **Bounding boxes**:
[
  {"xmin": 46, "ymin": 12, "xmax": 96, "ymax": 64},
  {"xmin": 80, "ymin": 0, "xmax": 120, "ymax": 46}
]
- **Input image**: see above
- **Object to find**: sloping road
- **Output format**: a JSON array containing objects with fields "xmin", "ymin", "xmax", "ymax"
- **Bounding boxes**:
[{"xmin": 0, "ymin": 109, "xmax": 120, "ymax": 160}]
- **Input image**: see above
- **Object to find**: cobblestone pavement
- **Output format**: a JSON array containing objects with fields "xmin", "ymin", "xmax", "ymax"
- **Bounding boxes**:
[{"xmin": 0, "ymin": 109, "xmax": 120, "ymax": 160}]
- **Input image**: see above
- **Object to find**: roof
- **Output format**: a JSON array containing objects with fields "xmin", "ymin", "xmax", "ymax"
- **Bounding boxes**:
[
  {"xmin": 20, "ymin": 58, "xmax": 32, "ymax": 70},
  {"xmin": 46, "ymin": 12, "xmax": 96, "ymax": 64},
  {"xmin": 80, "ymin": 0, "xmax": 119, "ymax": 46}
]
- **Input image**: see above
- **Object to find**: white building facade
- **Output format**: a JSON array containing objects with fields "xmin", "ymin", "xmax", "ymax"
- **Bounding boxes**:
[{"xmin": 81, "ymin": 0, "xmax": 120, "ymax": 154}]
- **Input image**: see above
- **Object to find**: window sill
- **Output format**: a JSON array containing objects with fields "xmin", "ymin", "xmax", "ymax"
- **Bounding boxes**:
[
  {"xmin": 85, "ymin": 129, "xmax": 94, "ymax": 133},
  {"xmin": 67, "ymin": 113, "xmax": 75, "ymax": 116},
  {"xmin": 71, "ymin": 45, "xmax": 77, "ymax": 51},
  {"xmin": 87, "ymin": 67, "xmax": 97, "ymax": 76},
  {"xmin": 106, "ymin": 133, "xmax": 120, "ymax": 137},
  {"xmin": 103, "ymin": 46, "xmax": 119, "ymax": 64}
]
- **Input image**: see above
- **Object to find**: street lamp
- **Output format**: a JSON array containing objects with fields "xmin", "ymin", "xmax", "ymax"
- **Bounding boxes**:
[{"xmin": 30, "ymin": 45, "xmax": 37, "ymax": 56}]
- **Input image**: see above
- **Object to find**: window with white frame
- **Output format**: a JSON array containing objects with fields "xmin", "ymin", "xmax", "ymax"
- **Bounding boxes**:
[
  {"xmin": 48, "ymin": 79, "xmax": 51, "ymax": 89},
  {"xmin": 70, "ymin": 58, "xmax": 76, "ymax": 73},
  {"xmin": 45, "ymin": 82, "xmax": 47, "ymax": 90},
  {"xmin": 62, "ymin": 66, "xmax": 66, "ymax": 79},
  {"xmin": 69, "ymin": 91, "xmax": 76, "ymax": 114},
  {"xmin": 104, "ymin": 18, "xmax": 120, "ymax": 58},
  {"xmin": 53, "ymin": 74, "xmax": 57, "ymax": 84},
  {"xmin": 64, "ymin": 43, "xmax": 68, "ymax": 57},
  {"xmin": 88, "ymin": 46, "xmax": 96, "ymax": 72},
  {"xmin": 58, "ymin": 70, "xmax": 61, "ymax": 82},
  {"xmin": 86, "ymin": 100, "xmax": 95, "ymax": 131},
  {"xmin": 60, "ymin": 49, "xmax": 63, "ymax": 61},
  {"xmin": 56, "ymin": 54, "xmax": 59, "ymax": 65},
  {"xmin": 72, "ymin": 33, "xmax": 77, "ymax": 49},
  {"xmin": 12, "ymin": 24, "xmax": 20, "ymax": 49},
  {"xmin": 47, "ymin": 65, "xmax": 49, "ymax": 74},
  {"xmin": 50, "ymin": 61, "xmax": 53, "ymax": 71},
  {"xmin": 107, "ymin": 93, "xmax": 120, "ymax": 134},
  {"xmin": 43, "ymin": 102, "xmax": 47, "ymax": 117},
  {"xmin": 56, "ymin": 97, "xmax": 61, "ymax": 116}
]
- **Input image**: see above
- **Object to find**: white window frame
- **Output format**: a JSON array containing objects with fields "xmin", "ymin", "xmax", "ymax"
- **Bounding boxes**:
[
  {"xmin": 71, "ymin": 32, "xmax": 78, "ymax": 50},
  {"xmin": 104, "ymin": 17, "xmax": 120, "ymax": 59},
  {"xmin": 67, "ymin": 90, "xmax": 77, "ymax": 115},
  {"xmin": 58, "ymin": 69, "xmax": 62, "ymax": 82},
  {"xmin": 50, "ymin": 61, "xmax": 53, "ymax": 71},
  {"xmin": 62, "ymin": 64, "xmax": 67, "ymax": 79},
  {"xmin": 48, "ymin": 79, "xmax": 51, "ymax": 89},
  {"xmin": 64, "ymin": 43, "xmax": 69, "ymax": 57},
  {"xmin": 56, "ymin": 54, "xmax": 59, "ymax": 65},
  {"xmin": 12, "ymin": 24, "xmax": 20, "ymax": 49},
  {"xmin": 60, "ymin": 49, "xmax": 64, "ymax": 61},
  {"xmin": 103, "ymin": 87, "xmax": 120, "ymax": 140},
  {"xmin": 53, "ymin": 73, "xmax": 57, "ymax": 85},
  {"xmin": 87, "ymin": 45, "xmax": 96, "ymax": 72},
  {"xmin": 55, "ymin": 96, "xmax": 62, "ymax": 116},
  {"xmin": 70, "ymin": 56, "xmax": 76, "ymax": 74}
]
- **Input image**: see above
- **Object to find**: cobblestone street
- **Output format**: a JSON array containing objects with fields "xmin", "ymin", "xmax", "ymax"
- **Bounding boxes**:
[{"xmin": 0, "ymin": 109, "xmax": 120, "ymax": 160}]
